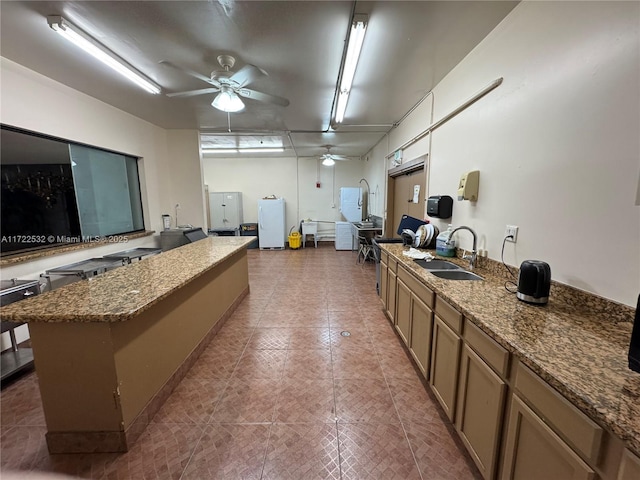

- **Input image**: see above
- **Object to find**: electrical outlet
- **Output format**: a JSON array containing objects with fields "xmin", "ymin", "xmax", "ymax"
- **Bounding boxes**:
[{"xmin": 505, "ymin": 225, "xmax": 519, "ymax": 243}]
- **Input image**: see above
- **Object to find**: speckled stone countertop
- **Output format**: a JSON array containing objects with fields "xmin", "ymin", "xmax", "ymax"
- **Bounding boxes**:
[
  {"xmin": 381, "ymin": 244, "xmax": 639, "ymax": 457},
  {"xmin": 0, "ymin": 237, "xmax": 254, "ymax": 323}
]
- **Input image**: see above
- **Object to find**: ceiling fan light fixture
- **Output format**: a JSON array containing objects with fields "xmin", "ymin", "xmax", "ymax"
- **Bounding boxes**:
[
  {"xmin": 46, "ymin": 15, "xmax": 161, "ymax": 95},
  {"xmin": 334, "ymin": 14, "xmax": 368, "ymax": 124},
  {"xmin": 212, "ymin": 86, "xmax": 245, "ymax": 112},
  {"xmin": 322, "ymin": 158, "xmax": 336, "ymax": 167}
]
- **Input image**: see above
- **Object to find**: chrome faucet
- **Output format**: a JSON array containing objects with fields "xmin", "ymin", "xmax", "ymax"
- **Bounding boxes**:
[{"xmin": 446, "ymin": 226, "xmax": 478, "ymax": 270}]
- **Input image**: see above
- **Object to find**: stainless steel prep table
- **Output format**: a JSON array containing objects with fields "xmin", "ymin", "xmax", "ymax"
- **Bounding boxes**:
[{"xmin": 103, "ymin": 247, "xmax": 162, "ymax": 265}]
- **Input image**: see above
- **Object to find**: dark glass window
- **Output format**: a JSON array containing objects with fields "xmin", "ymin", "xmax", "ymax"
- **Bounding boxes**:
[{"xmin": 0, "ymin": 126, "xmax": 145, "ymax": 256}]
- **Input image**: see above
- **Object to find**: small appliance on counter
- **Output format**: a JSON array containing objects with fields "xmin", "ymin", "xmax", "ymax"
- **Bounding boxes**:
[
  {"xmin": 629, "ymin": 294, "xmax": 640, "ymax": 373},
  {"xmin": 516, "ymin": 260, "xmax": 551, "ymax": 305},
  {"xmin": 162, "ymin": 214, "xmax": 172, "ymax": 230}
]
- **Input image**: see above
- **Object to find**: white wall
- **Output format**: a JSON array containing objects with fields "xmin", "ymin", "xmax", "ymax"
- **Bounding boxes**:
[
  {"xmin": 362, "ymin": 136, "xmax": 392, "ymax": 219},
  {"xmin": 166, "ymin": 130, "xmax": 206, "ymax": 228},
  {"xmin": 202, "ymin": 155, "xmax": 366, "ymax": 236},
  {"xmin": 371, "ymin": 1, "xmax": 640, "ymax": 307}
]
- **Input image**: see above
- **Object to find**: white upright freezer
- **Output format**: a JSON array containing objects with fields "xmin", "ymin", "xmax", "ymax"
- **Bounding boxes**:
[
  {"xmin": 339, "ymin": 187, "xmax": 362, "ymax": 222},
  {"xmin": 258, "ymin": 198, "xmax": 286, "ymax": 249}
]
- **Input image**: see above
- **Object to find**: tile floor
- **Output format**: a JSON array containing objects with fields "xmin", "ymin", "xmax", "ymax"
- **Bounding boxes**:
[{"xmin": 1, "ymin": 245, "xmax": 481, "ymax": 479}]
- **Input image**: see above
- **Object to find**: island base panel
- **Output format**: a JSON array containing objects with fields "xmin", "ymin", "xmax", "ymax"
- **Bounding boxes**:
[{"xmin": 30, "ymin": 249, "xmax": 249, "ymax": 453}]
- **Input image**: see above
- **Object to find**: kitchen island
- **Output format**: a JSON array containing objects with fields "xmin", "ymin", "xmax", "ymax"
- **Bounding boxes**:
[
  {"xmin": 0, "ymin": 236, "xmax": 254, "ymax": 453},
  {"xmin": 379, "ymin": 244, "xmax": 639, "ymax": 479}
]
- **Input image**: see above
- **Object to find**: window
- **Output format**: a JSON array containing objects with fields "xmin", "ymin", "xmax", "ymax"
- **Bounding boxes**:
[{"xmin": 0, "ymin": 125, "xmax": 145, "ymax": 256}]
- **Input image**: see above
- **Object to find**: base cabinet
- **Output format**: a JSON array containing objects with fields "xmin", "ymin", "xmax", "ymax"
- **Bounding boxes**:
[
  {"xmin": 456, "ymin": 345, "xmax": 507, "ymax": 479},
  {"xmin": 429, "ymin": 314, "xmax": 461, "ymax": 421},
  {"xmin": 409, "ymin": 295, "xmax": 433, "ymax": 378},
  {"xmin": 618, "ymin": 449, "xmax": 640, "ymax": 480},
  {"xmin": 387, "ymin": 269, "xmax": 397, "ymax": 323},
  {"xmin": 500, "ymin": 395, "xmax": 596, "ymax": 480},
  {"xmin": 380, "ymin": 260, "xmax": 388, "ymax": 308},
  {"xmin": 395, "ymin": 278, "xmax": 411, "ymax": 343},
  {"xmin": 378, "ymin": 250, "xmax": 637, "ymax": 480}
]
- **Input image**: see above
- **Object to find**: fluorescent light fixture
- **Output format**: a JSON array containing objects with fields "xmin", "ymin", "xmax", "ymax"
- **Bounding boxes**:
[
  {"xmin": 47, "ymin": 15, "xmax": 161, "ymax": 94},
  {"xmin": 334, "ymin": 14, "xmax": 368, "ymax": 124},
  {"xmin": 243, "ymin": 148, "xmax": 284, "ymax": 153},
  {"xmin": 211, "ymin": 85, "xmax": 245, "ymax": 113},
  {"xmin": 322, "ymin": 158, "xmax": 336, "ymax": 166},
  {"xmin": 202, "ymin": 149, "xmax": 240, "ymax": 154},
  {"xmin": 202, "ymin": 147, "xmax": 285, "ymax": 154}
]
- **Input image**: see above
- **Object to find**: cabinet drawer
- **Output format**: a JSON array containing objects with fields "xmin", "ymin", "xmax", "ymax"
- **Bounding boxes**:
[
  {"xmin": 435, "ymin": 296, "xmax": 463, "ymax": 334},
  {"xmin": 397, "ymin": 265, "xmax": 435, "ymax": 308},
  {"xmin": 514, "ymin": 363, "xmax": 603, "ymax": 464},
  {"xmin": 464, "ymin": 320, "xmax": 509, "ymax": 379},
  {"xmin": 381, "ymin": 251, "xmax": 389, "ymax": 264},
  {"xmin": 388, "ymin": 256, "xmax": 398, "ymax": 273}
]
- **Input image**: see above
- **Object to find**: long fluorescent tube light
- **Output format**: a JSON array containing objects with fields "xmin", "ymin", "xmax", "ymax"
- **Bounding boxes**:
[
  {"xmin": 335, "ymin": 14, "xmax": 368, "ymax": 124},
  {"xmin": 47, "ymin": 15, "xmax": 161, "ymax": 94},
  {"xmin": 202, "ymin": 148, "xmax": 285, "ymax": 154}
]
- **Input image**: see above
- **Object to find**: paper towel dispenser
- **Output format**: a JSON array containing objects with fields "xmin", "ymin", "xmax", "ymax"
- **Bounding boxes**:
[
  {"xmin": 427, "ymin": 195, "xmax": 453, "ymax": 218},
  {"xmin": 457, "ymin": 170, "xmax": 480, "ymax": 201}
]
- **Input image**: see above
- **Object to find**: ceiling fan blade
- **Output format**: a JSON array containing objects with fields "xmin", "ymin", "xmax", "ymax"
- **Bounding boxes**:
[
  {"xmin": 229, "ymin": 64, "xmax": 267, "ymax": 88},
  {"xmin": 159, "ymin": 60, "xmax": 221, "ymax": 88},
  {"xmin": 332, "ymin": 156, "xmax": 350, "ymax": 161},
  {"xmin": 237, "ymin": 88, "xmax": 290, "ymax": 107},
  {"xmin": 167, "ymin": 87, "xmax": 220, "ymax": 98}
]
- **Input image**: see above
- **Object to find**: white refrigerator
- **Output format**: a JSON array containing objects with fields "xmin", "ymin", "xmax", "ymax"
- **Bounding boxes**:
[
  {"xmin": 339, "ymin": 187, "xmax": 362, "ymax": 222},
  {"xmin": 258, "ymin": 198, "xmax": 286, "ymax": 249}
]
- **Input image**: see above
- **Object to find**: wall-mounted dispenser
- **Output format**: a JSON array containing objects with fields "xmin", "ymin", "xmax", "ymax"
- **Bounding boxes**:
[
  {"xmin": 457, "ymin": 170, "xmax": 480, "ymax": 201},
  {"xmin": 427, "ymin": 195, "xmax": 453, "ymax": 218}
]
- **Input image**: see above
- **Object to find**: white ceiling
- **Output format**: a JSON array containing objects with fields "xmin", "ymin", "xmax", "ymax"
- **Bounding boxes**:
[{"xmin": 0, "ymin": 1, "xmax": 518, "ymax": 159}]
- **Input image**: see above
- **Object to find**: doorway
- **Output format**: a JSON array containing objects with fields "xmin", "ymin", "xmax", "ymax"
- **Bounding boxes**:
[{"xmin": 385, "ymin": 166, "xmax": 426, "ymax": 237}]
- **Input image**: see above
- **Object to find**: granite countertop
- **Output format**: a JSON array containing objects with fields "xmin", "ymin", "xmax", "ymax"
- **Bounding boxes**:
[
  {"xmin": 381, "ymin": 244, "xmax": 640, "ymax": 457},
  {"xmin": 0, "ymin": 236, "xmax": 254, "ymax": 323}
]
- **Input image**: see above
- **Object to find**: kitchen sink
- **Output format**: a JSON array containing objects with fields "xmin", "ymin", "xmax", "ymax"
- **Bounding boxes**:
[
  {"xmin": 414, "ymin": 259, "xmax": 462, "ymax": 270},
  {"xmin": 431, "ymin": 270, "xmax": 483, "ymax": 281}
]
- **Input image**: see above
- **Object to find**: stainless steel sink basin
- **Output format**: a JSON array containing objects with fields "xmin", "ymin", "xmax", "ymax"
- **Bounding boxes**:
[
  {"xmin": 414, "ymin": 259, "xmax": 462, "ymax": 270},
  {"xmin": 431, "ymin": 270, "xmax": 483, "ymax": 281}
]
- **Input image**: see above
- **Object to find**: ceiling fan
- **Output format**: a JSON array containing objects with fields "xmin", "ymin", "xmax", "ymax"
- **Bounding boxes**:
[
  {"xmin": 161, "ymin": 55, "xmax": 290, "ymax": 113},
  {"xmin": 320, "ymin": 146, "xmax": 349, "ymax": 166}
]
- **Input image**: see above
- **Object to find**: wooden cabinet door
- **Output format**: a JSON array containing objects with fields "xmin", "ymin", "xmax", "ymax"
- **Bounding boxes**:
[
  {"xmin": 380, "ymin": 261, "xmax": 388, "ymax": 307},
  {"xmin": 395, "ymin": 278, "xmax": 411, "ymax": 345},
  {"xmin": 409, "ymin": 295, "xmax": 433, "ymax": 379},
  {"xmin": 429, "ymin": 314, "xmax": 461, "ymax": 421},
  {"xmin": 456, "ymin": 345, "xmax": 507, "ymax": 480},
  {"xmin": 618, "ymin": 449, "xmax": 640, "ymax": 480},
  {"xmin": 387, "ymin": 270, "xmax": 397, "ymax": 323},
  {"xmin": 501, "ymin": 395, "xmax": 595, "ymax": 480}
]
